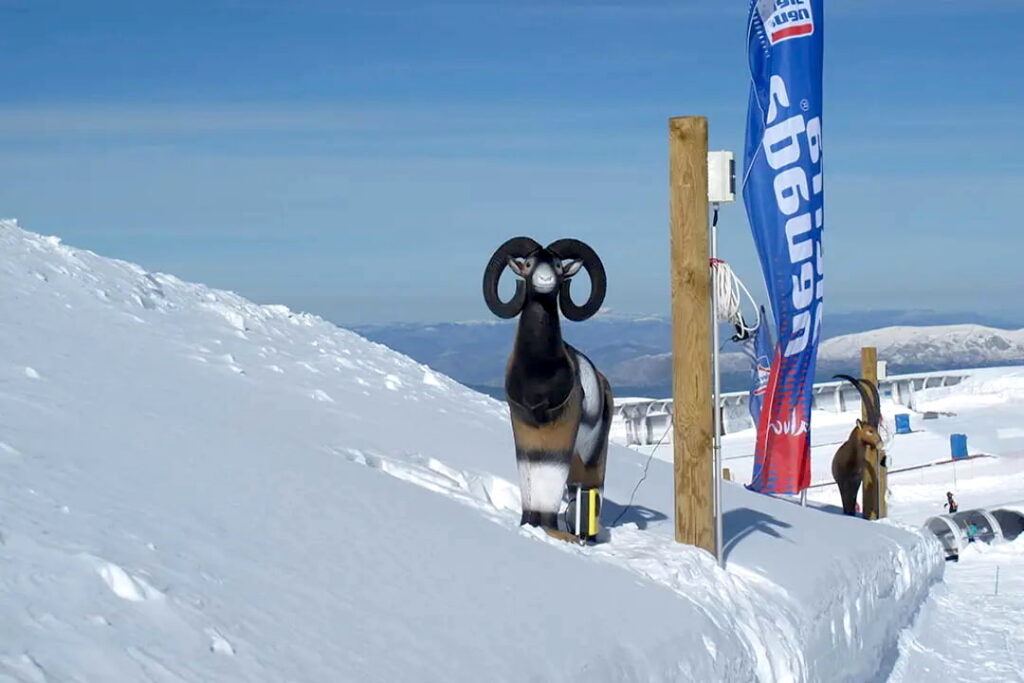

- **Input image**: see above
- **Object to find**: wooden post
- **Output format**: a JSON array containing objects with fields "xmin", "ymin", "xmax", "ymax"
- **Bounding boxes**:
[
  {"xmin": 861, "ymin": 347, "xmax": 886, "ymax": 519},
  {"xmin": 668, "ymin": 116, "xmax": 714, "ymax": 552}
]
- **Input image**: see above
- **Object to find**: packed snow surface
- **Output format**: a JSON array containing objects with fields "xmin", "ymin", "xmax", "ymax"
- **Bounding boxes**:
[
  {"xmin": 888, "ymin": 539, "xmax": 1024, "ymax": 682},
  {"xmin": 0, "ymin": 220, "xmax": 943, "ymax": 682}
]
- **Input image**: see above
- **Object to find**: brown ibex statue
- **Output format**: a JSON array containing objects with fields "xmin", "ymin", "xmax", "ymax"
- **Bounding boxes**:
[{"xmin": 832, "ymin": 375, "xmax": 884, "ymax": 516}]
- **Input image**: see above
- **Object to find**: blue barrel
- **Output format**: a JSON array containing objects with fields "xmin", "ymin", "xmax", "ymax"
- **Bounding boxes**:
[
  {"xmin": 950, "ymin": 433, "xmax": 969, "ymax": 460},
  {"xmin": 895, "ymin": 414, "xmax": 911, "ymax": 435}
]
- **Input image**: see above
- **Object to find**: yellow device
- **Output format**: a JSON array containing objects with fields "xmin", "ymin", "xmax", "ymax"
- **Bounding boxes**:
[{"xmin": 569, "ymin": 486, "xmax": 601, "ymax": 541}]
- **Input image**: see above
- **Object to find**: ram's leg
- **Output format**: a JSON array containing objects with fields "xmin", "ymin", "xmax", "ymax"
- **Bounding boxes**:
[
  {"xmin": 837, "ymin": 475, "xmax": 861, "ymax": 516},
  {"xmin": 517, "ymin": 451, "xmax": 571, "ymax": 528},
  {"xmin": 509, "ymin": 393, "xmax": 581, "ymax": 534},
  {"xmin": 569, "ymin": 375, "xmax": 613, "ymax": 492}
]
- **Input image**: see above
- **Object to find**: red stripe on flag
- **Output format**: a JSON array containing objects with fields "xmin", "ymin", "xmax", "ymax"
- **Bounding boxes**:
[{"xmin": 771, "ymin": 24, "xmax": 813, "ymax": 42}]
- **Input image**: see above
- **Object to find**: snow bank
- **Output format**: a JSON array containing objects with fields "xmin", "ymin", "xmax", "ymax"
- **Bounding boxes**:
[
  {"xmin": 914, "ymin": 367, "xmax": 1024, "ymax": 412},
  {"xmin": 0, "ymin": 220, "xmax": 942, "ymax": 681}
]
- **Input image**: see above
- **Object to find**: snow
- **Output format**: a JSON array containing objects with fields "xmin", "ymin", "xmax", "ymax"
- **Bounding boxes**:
[
  {"xmin": 888, "ymin": 540, "xmax": 1024, "ymax": 682},
  {"xmin": 0, "ymin": 219, "xmax": 949, "ymax": 681}
]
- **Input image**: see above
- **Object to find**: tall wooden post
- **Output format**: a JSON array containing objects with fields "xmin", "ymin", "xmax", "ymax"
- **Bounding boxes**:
[
  {"xmin": 861, "ymin": 347, "xmax": 886, "ymax": 519},
  {"xmin": 668, "ymin": 116, "xmax": 714, "ymax": 552}
]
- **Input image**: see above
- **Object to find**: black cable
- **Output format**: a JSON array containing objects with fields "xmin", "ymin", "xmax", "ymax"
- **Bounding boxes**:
[
  {"xmin": 610, "ymin": 204, "xmax": 724, "ymax": 528},
  {"xmin": 609, "ymin": 418, "xmax": 672, "ymax": 528}
]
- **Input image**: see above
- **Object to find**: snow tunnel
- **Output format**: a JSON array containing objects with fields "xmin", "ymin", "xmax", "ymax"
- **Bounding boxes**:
[
  {"xmin": 992, "ymin": 509, "xmax": 1024, "ymax": 542},
  {"xmin": 923, "ymin": 508, "xmax": 1024, "ymax": 559},
  {"xmin": 924, "ymin": 516, "xmax": 964, "ymax": 559}
]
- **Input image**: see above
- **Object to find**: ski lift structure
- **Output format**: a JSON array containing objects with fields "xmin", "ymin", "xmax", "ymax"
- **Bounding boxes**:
[{"xmin": 924, "ymin": 508, "xmax": 1024, "ymax": 561}]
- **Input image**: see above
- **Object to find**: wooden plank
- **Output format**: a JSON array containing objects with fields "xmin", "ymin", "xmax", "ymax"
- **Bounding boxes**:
[
  {"xmin": 668, "ymin": 116, "xmax": 714, "ymax": 552},
  {"xmin": 861, "ymin": 347, "xmax": 885, "ymax": 519}
]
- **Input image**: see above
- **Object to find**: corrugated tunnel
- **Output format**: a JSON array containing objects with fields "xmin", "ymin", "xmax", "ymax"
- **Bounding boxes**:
[{"xmin": 924, "ymin": 508, "xmax": 1024, "ymax": 560}]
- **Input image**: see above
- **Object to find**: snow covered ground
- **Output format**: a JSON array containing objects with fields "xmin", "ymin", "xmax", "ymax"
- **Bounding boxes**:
[
  {"xmin": 889, "ymin": 539, "xmax": 1024, "ymax": 683},
  {"xmin": 0, "ymin": 220, "xmax": 948, "ymax": 681}
]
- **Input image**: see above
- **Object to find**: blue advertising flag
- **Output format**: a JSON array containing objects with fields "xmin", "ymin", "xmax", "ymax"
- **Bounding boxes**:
[{"xmin": 743, "ymin": 0, "xmax": 824, "ymax": 494}]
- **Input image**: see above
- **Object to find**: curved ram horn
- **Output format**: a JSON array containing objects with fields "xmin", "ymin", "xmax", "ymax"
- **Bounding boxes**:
[
  {"xmin": 833, "ymin": 374, "xmax": 881, "ymax": 428},
  {"xmin": 482, "ymin": 236, "xmax": 542, "ymax": 319},
  {"xmin": 546, "ymin": 238, "xmax": 606, "ymax": 322},
  {"xmin": 860, "ymin": 377, "xmax": 882, "ymax": 428}
]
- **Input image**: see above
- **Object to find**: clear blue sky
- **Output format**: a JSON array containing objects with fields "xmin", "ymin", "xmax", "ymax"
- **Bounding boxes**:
[{"xmin": 2, "ymin": 1, "xmax": 1021, "ymax": 325}]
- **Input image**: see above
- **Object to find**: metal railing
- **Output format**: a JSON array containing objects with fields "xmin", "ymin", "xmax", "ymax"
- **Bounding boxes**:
[{"xmin": 614, "ymin": 369, "xmax": 971, "ymax": 445}]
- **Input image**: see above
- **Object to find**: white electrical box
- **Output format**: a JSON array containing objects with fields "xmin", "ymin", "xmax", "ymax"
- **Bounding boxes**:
[{"xmin": 707, "ymin": 150, "xmax": 736, "ymax": 204}]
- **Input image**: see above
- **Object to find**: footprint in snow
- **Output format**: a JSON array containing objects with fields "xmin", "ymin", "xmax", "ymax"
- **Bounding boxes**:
[
  {"xmin": 95, "ymin": 560, "xmax": 164, "ymax": 602},
  {"xmin": 214, "ymin": 353, "xmax": 245, "ymax": 375},
  {"xmin": 0, "ymin": 653, "xmax": 47, "ymax": 683},
  {"xmin": 312, "ymin": 389, "xmax": 334, "ymax": 403},
  {"xmin": 0, "ymin": 441, "xmax": 23, "ymax": 461},
  {"xmin": 205, "ymin": 628, "xmax": 236, "ymax": 656},
  {"xmin": 337, "ymin": 447, "xmax": 520, "ymax": 515},
  {"xmin": 24, "ymin": 367, "xmax": 41, "ymax": 380}
]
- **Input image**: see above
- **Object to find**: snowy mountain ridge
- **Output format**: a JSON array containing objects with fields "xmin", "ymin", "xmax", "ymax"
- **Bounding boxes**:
[{"xmin": 818, "ymin": 324, "xmax": 1024, "ymax": 365}]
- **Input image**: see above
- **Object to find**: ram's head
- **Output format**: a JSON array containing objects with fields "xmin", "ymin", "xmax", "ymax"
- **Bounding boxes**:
[{"xmin": 482, "ymin": 236, "xmax": 606, "ymax": 321}]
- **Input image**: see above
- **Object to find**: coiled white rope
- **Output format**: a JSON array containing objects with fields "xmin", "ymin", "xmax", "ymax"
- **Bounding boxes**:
[{"xmin": 710, "ymin": 257, "xmax": 761, "ymax": 338}]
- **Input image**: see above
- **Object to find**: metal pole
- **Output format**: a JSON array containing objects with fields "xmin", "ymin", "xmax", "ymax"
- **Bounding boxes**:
[{"xmin": 710, "ymin": 203, "xmax": 724, "ymax": 567}]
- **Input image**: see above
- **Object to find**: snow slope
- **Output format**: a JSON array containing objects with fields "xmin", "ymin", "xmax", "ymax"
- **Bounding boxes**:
[
  {"xmin": 0, "ymin": 220, "xmax": 941, "ymax": 682},
  {"xmin": 888, "ymin": 533, "xmax": 1024, "ymax": 683}
]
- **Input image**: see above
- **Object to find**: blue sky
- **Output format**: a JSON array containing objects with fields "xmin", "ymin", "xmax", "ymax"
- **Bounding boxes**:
[{"xmin": 2, "ymin": 0, "xmax": 1022, "ymax": 325}]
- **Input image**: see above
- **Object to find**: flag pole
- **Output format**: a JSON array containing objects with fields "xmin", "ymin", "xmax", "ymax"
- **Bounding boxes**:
[{"xmin": 710, "ymin": 204, "xmax": 724, "ymax": 567}]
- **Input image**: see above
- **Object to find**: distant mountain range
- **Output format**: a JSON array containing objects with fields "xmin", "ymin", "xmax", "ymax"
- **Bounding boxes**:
[
  {"xmin": 819, "ymin": 325, "xmax": 1024, "ymax": 366},
  {"xmin": 352, "ymin": 311, "xmax": 1024, "ymax": 399}
]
